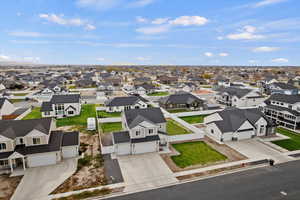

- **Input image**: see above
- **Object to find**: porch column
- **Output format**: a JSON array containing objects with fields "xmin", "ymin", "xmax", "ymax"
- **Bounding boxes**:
[
  {"xmin": 9, "ymin": 159, "xmax": 13, "ymax": 173},
  {"xmin": 22, "ymin": 157, "xmax": 26, "ymax": 170}
]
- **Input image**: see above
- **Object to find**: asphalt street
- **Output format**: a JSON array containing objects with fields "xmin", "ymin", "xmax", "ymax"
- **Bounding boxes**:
[{"xmin": 103, "ymin": 160, "xmax": 300, "ymax": 200}]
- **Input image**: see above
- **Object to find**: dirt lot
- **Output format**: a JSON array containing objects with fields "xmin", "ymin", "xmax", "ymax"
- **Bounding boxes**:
[
  {"xmin": 0, "ymin": 175, "xmax": 22, "ymax": 200},
  {"xmin": 161, "ymin": 137, "xmax": 247, "ymax": 172},
  {"xmin": 52, "ymin": 133, "xmax": 107, "ymax": 194}
]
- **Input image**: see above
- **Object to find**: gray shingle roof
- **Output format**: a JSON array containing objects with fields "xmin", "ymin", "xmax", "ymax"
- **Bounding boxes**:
[
  {"xmin": 62, "ymin": 131, "xmax": 79, "ymax": 146},
  {"xmin": 266, "ymin": 94, "xmax": 300, "ymax": 104},
  {"xmin": 105, "ymin": 96, "xmax": 146, "ymax": 107},
  {"xmin": 125, "ymin": 107, "xmax": 166, "ymax": 129},
  {"xmin": 51, "ymin": 94, "xmax": 81, "ymax": 104},
  {"xmin": 0, "ymin": 118, "xmax": 52, "ymax": 139},
  {"xmin": 216, "ymin": 87, "xmax": 253, "ymax": 98},
  {"xmin": 271, "ymin": 82, "xmax": 298, "ymax": 90},
  {"xmin": 209, "ymin": 108, "xmax": 270, "ymax": 133},
  {"xmin": 159, "ymin": 92, "xmax": 204, "ymax": 105},
  {"xmin": 113, "ymin": 131, "xmax": 130, "ymax": 144},
  {"xmin": 131, "ymin": 135, "xmax": 160, "ymax": 143},
  {"xmin": 41, "ymin": 102, "xmax": 53, "ymax": 112}
]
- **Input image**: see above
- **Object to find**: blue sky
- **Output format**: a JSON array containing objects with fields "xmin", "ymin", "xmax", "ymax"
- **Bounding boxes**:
[{"xmin": 0, "ymin": 0, "xmax": 299, "ymax": 65}]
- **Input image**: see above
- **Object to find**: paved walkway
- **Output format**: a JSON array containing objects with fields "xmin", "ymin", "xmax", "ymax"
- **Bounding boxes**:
[
  {"xmin": 11, "ymin": 158, "xmax": 77, "ymax": 200},
  {"xmin": 225, "ymin": 139, "xmax": 293, "ymax": 164},
  {"xmin": 117, "ymin": 153, "xmax": 178, "ymax": 192}
]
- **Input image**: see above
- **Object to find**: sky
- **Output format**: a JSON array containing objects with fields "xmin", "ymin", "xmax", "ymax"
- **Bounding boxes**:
[{"xmin": 0, "ymin": 0, "xmax": 299, "ymax": 65}]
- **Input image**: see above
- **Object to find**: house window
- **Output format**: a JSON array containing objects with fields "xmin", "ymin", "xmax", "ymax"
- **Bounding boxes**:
[
  {"xmin": 68, "ymin": 110, "xmax": 74, "ymax": 115},
  {"xmin": 136, "ymin": 131, "xmax": 140, "ymax": 136},
  {"xmin": 33, "ymin": 138, "xmax": 41, "ymax": 145},
  {"xmin": 149, "ymin": 129, "xmax": 153, "ymax": 134},
  {"xmin": 211, "ymin": 129, "xmax": 214, "ymax": 134},
  {"xmin": 0, "ymin": 143, "xmax": 6, "ymax": 150},
  {"xmin": 19, "ymin": 138, "xmax": 24, "ymax": 144},
  {"xmin": 0, "ymin": 160, "xmax": 8, "ymax": 166},
  {"xmin": 44, "ymin": 111, "xmax": 50, "ymax": 116}
]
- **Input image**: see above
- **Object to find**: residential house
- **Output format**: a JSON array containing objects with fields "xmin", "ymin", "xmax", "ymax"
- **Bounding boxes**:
[
  {"xmin": 41, "ymin": 94, "xmax": 81, "ymax": 118},
  {"xmin": 266, "ymin": 82, "xmax": 299, "ymax": 95},
  {"xmin": 134, "ymin": 83, "xmax": 156, "ymax": 95},
  {"xmin": 157, "ymin": 75, "xmax": 178, "ymax": 85},
  {"xmin": 159, "ymin": 92, "xmax": 205, "ymax": 110},
  {"xmin": 0, "ymin": 118, "xmax": 79, "ymax": 173},
  {"xmin": 262, "ymin": 94, "xmax": 300, "ymax": 130},
  {"xmin": 204, "ymin": 108, "xmax": 275, "ymax": 142},
  {"xmin": 0, "ymin": 98, "xmax": 15, "ymax": 120},
  {"xmin": 215, "ymin": 87, "xmax": 265, "ymax": 107},
  {"xmin": 112, "ymin": 107, "xmax": 168, "ymax": 155},
  {"xmin": 104, "ymin": 96, "xmax": 148, "ymax": 112}
]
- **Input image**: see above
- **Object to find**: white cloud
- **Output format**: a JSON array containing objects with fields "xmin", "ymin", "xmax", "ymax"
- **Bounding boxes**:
[
  {"xmin": 136, "ymin": 16, "xmax": 148, "ymax": 23},
  {"xmin": 204, "ymin": 52, "xmax": 213, "ymax": 57},
  {"xmin": 136, "ymin": 25, "xmax": 170, "ymax": 35},
  {"xmin": 226, "ymin": 25, "xmax": 265, "ymax": 40},
  {"xmin": 253, "ymin": 0, "xmax": 288, "ymax": 8},
  {"xmin": 253, "ymin": 46, "xmax": 280, "ymax": 52},
  {"xmin": 152, "ymin": 18, "xmax": 169, "ymax": 25},
  {"xmin": 76, "ymin": 0, "xmax": 121, "ymax": 10},
  {"xmin": 96, "ymin": 57, "xmax": 105, "ymax": 61},
  {"xmin": 249, "ymin": 59, "xmax": 260, "ymax": 63},
  {"xmin": 271, "ymin": 58, "xmax": 289, "ymax": 63},
  {"xmin": 0, "ymin": 55, "xmax": 11, "ymax": 61},
  {"xmin": 169, "ymin": 16, "xmax": 208, "ymax": 26},
  {"xmin": 39, "ymin": 13, "xmax": 96, "ymax": 31},
  {"xmin": 136, "ymin": 56, "xmax": 151, "ymax": 61},
  {"xmin": 219, "ymin": 53, "xmax": 229, "ymax": 57},
  {"xmin": 23, "ymin": 57, "xmax": 40, "ymax": 63},
  {"xmin": 217, "ymin": 36, "xmax": 224, "ymax": 40},
  {"xmin": 128, "ymin": 0, "xmax": 155, "ymax": 8}
]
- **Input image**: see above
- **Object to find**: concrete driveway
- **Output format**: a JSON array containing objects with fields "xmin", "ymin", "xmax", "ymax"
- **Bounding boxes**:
[
  {"xmin": 225, "ymin": 139, "xmax": 293, "ymax": 164},
  {"xmin": 11, "ymin": 158, "xmax": 77, "ymax": 200},
  {"xmin": 118, "ymin": 153, "xmax": 178, "ymax": 192}
]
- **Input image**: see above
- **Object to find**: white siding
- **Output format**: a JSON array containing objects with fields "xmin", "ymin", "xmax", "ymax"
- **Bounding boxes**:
[
  {"xmin": 27, "ymin": 152, "xmax": 59, "ymax": 167},
  {"xmin": 132, "ymin": 141, "xmax": 159, "ymax": 154},
  {"xmin": 62, "ymin": 146, "xmax": 78, "ymax": 158}
]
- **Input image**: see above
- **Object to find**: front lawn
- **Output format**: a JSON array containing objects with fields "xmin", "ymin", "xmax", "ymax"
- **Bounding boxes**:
[
  {"xmin": 179, "ymin": 115, "xmax": 207, "ymax": 124},
  {"xmin": 272, "ymin": 128, "xmax": 300, "ymax": 151},
  {"xmin": 100, "ymin": 122, "xmax": 123, "ymax": 134},
  {"xmin": 167, "ymin": 119, "xmax": 191, "ymax": 135},
  {"xmin": 22, "ymin": 107, "xmax": 42, "ymax": 120},
  {"xmin": 97, "ymin": 111, "xmax": 121, "ymax": 118},
  {"xmin": 148, "ymin": 91, "xmax": 169, "ymax": 96},
  {"xmin": 12, "ymin": 93, "xmax": 28, "ymax": 96},
  {"xmin": 171, "ymin": 141, "xmax": 227, "ymax": 168},
  {"xmin": 167, "ymin": 109, "xmax": 191, "ymax": 113},
  {"xmin": 56, "ymin": 104, "xmax": 96, "ymax": 127}
]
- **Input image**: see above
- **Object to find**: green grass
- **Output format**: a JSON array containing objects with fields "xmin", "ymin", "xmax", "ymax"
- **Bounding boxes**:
[
  {"xmin": 100, "ymin": 122, "xmax": 123, "ymax": 134},
  {"xmin": 179, "ymin": 115, "xmax": 207, "ymax": 124},
  {"xmin": 56, "ymin": 104, "xmax": 96, "ymax": 127},
  {"xmin": 171, "ymin": 141, "xmax": 227, "ymax": 168},
  {"xmin": 272, "ymin": 128, "xmax": 300, "ymax": 151},
  {"xmin": 147, "ymin": 91, "xmax": 169, "ymax": 96},
  {"xmin": 167, "ymin": 119, "xmax": 191, "ymax": 135},
  {"xmin": 22, "ymin": 107, "xmax": 42, "ymax": 120},
  {"xmin": 167, "ymin": 109, "xmax": 191, "ymax": 113},
  {"xmin": 9, "ymin": 99, "xmax": 24, "ymax": 103},
  {"xmin": 12, "ymin": 93, "xmax": 28, "ymax": 96},
  {"xmin": 97, "ymin": 111, "xmax": 121, "ymax": 118}
]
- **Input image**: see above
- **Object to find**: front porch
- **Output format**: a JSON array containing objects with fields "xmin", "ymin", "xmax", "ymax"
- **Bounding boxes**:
[{"xmin": 5, "ymin": 152, "xmax": 27, "ymax": 176}]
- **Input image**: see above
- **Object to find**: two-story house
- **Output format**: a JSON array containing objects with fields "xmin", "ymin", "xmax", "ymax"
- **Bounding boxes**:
[
  {"xmin": 112, "ymin": 108, "xmax": 168, "ymax": 155},
  {"xmin": 262, "ymin": 94, "xmax": 300, "ymax": 130},
  {"xmin": 215, "ymin": 87, "xmax": 265, "ymax": 107},
  {"xmin": 0, "ymin": 118, "xmax": 79, "ymax": 174},
  {"xmin": 104, "ymin": 96, "xmax": 148, "ymax": 113},
  {"xmin": 41, "ymin": 94, "xmax": 81, "ymax": 118},
  {"xmin": 266, "ymin": 82, "xmax": 299, "ymax": 95},
  {"xmin": 204, "ymin": 108, "xmax": 275, "ymax": 142}
]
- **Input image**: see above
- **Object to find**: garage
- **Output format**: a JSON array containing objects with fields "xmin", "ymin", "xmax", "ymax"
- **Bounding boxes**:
[
  {"xmin": 62, "ymin": 146, "xmax": 78, "ymax": 158},
  {"xmin": 132, "ymin": 141, "xmax": 158, "ymax": 154},
  {"xmin": 116, "ymin": 143, "xmax": 131, "ymax": 155},
  {"xmin": 27, "ymin": 152, "xmax": 58, "ymax": 167},
  {"xmin": 234, "ymin": 129, "xmax": 254, "ymax": 140}
]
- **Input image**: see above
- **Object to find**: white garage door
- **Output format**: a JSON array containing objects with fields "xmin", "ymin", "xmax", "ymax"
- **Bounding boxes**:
[
  {"xmin": 62, "ymin": 146, "xmax": 78, "ymax": 158},
  {"xmin": 133, "ymin": 142, "xmax": 158, "ymax": 154},
  {"xmin": 116, "ymin": 143, "xmax": 131, "ymax": 155},
  {"xmin": 236, "ymin": 130, "xmax": 253, "ymax": 140},
  {"xmin": 27, "ymin": 153, "xmax": 57, "ymax": 167}
]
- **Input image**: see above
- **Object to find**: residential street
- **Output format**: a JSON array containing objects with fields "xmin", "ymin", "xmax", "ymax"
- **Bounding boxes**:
[{"xmin": 103, "ymin": 160, "xmax": 300, "ymax": 200}]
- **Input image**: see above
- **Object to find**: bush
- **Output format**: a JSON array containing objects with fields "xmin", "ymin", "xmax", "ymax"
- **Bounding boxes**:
[{"xmin": 77, "ymin": 155, "xmax": 93, "ymax": 171}]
